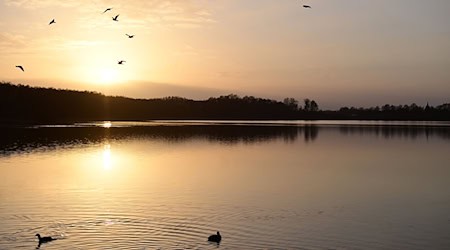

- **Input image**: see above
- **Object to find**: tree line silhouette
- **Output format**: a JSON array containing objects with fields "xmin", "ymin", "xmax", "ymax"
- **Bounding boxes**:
[
  {"xmin": 332, "ymin": 103, "xmax": 450, "ymax": 120},
  {"xmin": 0, "ymin": 82, "xmax": 449, "ymax": 124}
]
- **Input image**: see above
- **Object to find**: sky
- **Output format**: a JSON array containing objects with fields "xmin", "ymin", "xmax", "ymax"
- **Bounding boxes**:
[{"xmin": 1, "ymin": 0, "xmax": 449, "ymax": 109}]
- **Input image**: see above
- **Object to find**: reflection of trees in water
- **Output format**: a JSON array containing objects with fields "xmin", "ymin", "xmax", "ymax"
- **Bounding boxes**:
[
  {"xmin": 304, "ymin": 125, "xmax": 319, "ymax": 142},
  {"xmin": 0, "ymin": 125, "xmax": 320, "ymax": 156},
  {"xmin": 2, "ymin": 125, "xmax": 448, "ymax": 156},
  {"xmin": 339, "ymin": 126, "xmax": 450, "ymax": 140}
]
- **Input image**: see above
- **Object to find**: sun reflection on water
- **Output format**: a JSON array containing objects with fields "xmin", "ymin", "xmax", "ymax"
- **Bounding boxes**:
[
  {"xmin": 103, "ymin": 144, "xmax": 112, "ymax": 170},
  {"xmin": 102, "ymin": 121, "xmax": 112, "ymax": 128}
]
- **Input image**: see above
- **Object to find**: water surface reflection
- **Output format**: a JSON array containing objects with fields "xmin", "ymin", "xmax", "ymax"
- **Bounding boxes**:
[
  {"xmin": 1, "ymin": 123, "xmax": 449, "ymax": 156},
  {"xmin": 0, "ymin": 125, "xmax": 320, "ymax": 156},
  {"xmin": 0, "ymin": 122, "xmax": 450, "ymax": 249}
]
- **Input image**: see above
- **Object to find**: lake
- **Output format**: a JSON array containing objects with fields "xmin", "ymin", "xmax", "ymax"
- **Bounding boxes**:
[{"xmin": 1, "ymin": 121, "xmax": 450, "ymax": 249}]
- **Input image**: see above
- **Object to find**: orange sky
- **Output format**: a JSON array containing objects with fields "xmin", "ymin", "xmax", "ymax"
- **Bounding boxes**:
[{"xmin": 1, "ymin": 0, "xmax": 449, "ymax": 109}]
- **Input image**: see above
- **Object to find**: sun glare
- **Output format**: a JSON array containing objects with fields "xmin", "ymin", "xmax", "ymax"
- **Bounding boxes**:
[
  {"xmin": 103, "ymin": 144, "xmax": 112, "ymax": 170},
  {"xmin": 102, "ymin": 121, "xmax": 112, "ymax": 128},
  {"xmin": 99, "ymin": 68, "xmax": 119, "ymax": 84}
]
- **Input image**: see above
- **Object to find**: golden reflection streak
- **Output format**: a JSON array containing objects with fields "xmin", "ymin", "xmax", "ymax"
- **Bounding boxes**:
[
  {"xmin": 103, "ymin": 144, "xmax": 112, "ymax": 170},
  {"xmin": 102, "ymin": 121, "xmax": 112, "ymax": 128}
]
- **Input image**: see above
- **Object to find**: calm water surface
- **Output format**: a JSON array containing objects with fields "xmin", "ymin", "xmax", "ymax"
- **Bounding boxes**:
[{"xmin": 1, "ymin": 121, "xmax": 450, "ymax": 249}]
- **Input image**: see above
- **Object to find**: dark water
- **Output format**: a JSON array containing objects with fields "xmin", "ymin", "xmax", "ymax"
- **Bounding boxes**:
[{"xmin": 1, "ymin": 121, "xmax": 450, "ymax": 249}]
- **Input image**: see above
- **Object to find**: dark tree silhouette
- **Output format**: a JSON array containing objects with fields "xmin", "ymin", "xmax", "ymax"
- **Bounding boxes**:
[
  {"xmin": 304, "ymin": 98, "xmax": 311, "ymax": 111},
  {"xmin": 302, "ymin": 99, "xmax": 319, "ymax": 112},
  {"xmin": 0, "ymin": 82, "xmax": 448, "ymax": 124},
  {"xmin": 283, "ymin": 98, "xmax": 299, "ymax": 111},
  {"xmin": 310, "ymin": 100, "xmax": 319, "ymax": 112}
]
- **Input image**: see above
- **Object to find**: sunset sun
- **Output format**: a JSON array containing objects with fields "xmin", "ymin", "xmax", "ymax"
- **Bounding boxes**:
[
  {"xmin": 98, "ymin": 68, "xmax": 119, "ymax": 84},
  {"xmin": 79, "ymin": 65, "xmax": 125, "ymax": 85}
]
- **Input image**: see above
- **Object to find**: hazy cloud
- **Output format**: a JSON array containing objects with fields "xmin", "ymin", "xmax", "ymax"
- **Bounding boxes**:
[
  {"xmin": 0, "ymin": 32, "xmax": 26, "ymax": 47},
  {"xmin": 4, "ymin": 0, "xmax": 81, "ymax": 8},
  {"xmin": 218, "ymin": 71, "xmax": 251, "ymax": 79},
  {"xmin": 0, "ymin": 31, "xmax": 102, "ymax": 55},
  {"xmin": 172, "ymin": 44, "xmax": 199, "ymax": 57},
  {"xmin": 4, "ymin": 0, "xmax": 216, "ymax": 29},
  {"xmin": 122, "ymin": 0, "xmax": 216, "ymax": 29},
  {"xmin": 0, "ymin": 32, "xmax": 29, "ymax": 54},
  {"xmin": 60, "ymin": 40, "xmax": 104, "ymax": 49}
]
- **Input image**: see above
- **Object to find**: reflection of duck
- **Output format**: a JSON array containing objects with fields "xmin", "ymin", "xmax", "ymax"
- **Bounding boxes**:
[
  {"xmin": 208, "ymin": 231, "xmax": 221, "ymax": 243},
  {"xmin": 36, "ymin": 233, "xmax": 55, "ymax": 245}
]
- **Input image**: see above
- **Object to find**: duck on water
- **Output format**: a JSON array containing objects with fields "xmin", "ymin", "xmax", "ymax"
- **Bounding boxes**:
[
  {"xmin": 35, "ymin": 233, "xmax": 56, "ymax": 246},
  {"xmin": 208, "ymin": 231, "xmax": 222, "ymax": 243}
]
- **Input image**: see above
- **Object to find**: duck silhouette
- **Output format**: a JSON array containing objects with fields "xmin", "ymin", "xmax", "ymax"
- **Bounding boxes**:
[
  {"xmin": 125, "ymin": 34, "xmax": 134, "ymax": 38},
  {"xmin": 118, "ymin": 60, "xmax": 126, "ymax": 65},
  {"xmin": 15, "ymin": 65, "xmax": 24, "ymax": 72},
  {"xmin": 303, "ymin": 5, "xmax": 311, "ymax": 8},
  {"xmin": 35, "ymin": 233, "xmax": 55, "ymax": 246},
  {"xmin": 208, "ymin": 231, "xmax": 221, "ymax": 243},
  {"xmin": 49, "ymin": 19, "xmax": 55, "ymax": 25},
  {"xmin": 103, "ymin": 8, "xmax": 112, "ymax": 14},
  {"xmin": 112, "ymin": 15, "xmax": 119, "ymax": 21}
]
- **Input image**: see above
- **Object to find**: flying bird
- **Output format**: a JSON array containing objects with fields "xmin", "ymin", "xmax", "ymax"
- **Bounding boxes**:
[
  {"xmin": 49, "ymin": 19, "xmax": 56, "ymax": 25},
  {"xmin": 303, "ymin": 5, "xmax": 312, "ymax": 8},
  {"xmin": 15, "ymin": 65, "xmax": 24, "ymax": 72},
  {"xmin": 103, "ymin": 8, "xmax": 112, "ymax": 14},
  {"xmin": 112, "ymin": 15, "xmax": 119, "ymax": 21},
  {"xmin": 125, "ymin": 34, "xmax": 134, "ymax": 38},
  {"xmin": 118, "ymin": 60, "xmax": 126, "ymax": 64}
]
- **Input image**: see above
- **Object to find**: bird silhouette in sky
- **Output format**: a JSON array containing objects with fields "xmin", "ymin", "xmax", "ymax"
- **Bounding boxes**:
[
  {"xmin": 303, "ymin": 5, "xmax": 311, "ymax": 8},
  {"xmin": 103, "ymin": 8, "xmax": 112, "ymax": 14},
  {"xmin": 125, "ymin": 34, "xmax": 134, "ymax": 38},
  {"xmin": 118, "ymin": 60, "xmax": 126, "ymax": 64},
  {"xmin": 49, "ymin": 19, "xmax": 55, "ymax": 25},
  {"xmin": 112, "ymin": 15, "xmax": 119, "ymax": 21},
  {"xmin": 15, "ymin": 65, "xmax": 24, "ymax": 72}
]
